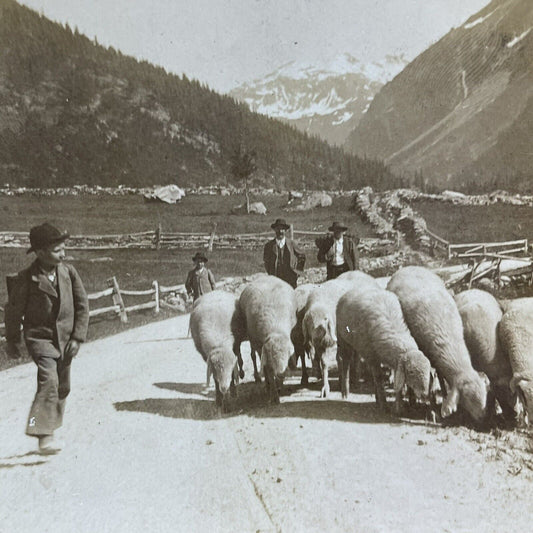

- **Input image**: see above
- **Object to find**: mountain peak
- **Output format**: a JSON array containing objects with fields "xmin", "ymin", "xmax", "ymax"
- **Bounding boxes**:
[{"xmin": 230, "ymin": 53, "xmax": 408, "ymax": 146}]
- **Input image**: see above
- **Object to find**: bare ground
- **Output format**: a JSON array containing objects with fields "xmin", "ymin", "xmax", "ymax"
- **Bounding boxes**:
[{"xmin": 1, "ymin": 314, "xmax": 533, "ymax": 533}]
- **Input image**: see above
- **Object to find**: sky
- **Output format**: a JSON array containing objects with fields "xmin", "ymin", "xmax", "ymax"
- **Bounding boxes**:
[{"xmin": 18, "ymin": 0, "xmax": 491, "ymax": 93}]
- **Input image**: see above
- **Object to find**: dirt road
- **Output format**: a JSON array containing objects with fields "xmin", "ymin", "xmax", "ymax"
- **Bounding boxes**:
[{"xmin": 1, "ymin": 314, "xmax": 532, "ymax": 533}]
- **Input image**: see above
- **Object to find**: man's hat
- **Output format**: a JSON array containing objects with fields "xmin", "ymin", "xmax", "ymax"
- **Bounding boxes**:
[
  {"xmin": 328, "ymin": 221, "xmax": 348, "ymax": 232},
  {"xmin": 27, "ymin": 222, "xmax": 69, "ymax": 254},
  {"xmin": 192, "ymin": 251, "xmax": 208, "ymax": 262},
  {"xmin": 271, "ymin": 218, "xmax": 290, "ymax": 230}
]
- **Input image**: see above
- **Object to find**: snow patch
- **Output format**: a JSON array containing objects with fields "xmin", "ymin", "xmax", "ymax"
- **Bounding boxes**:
[
  {"xmin": 464, "ymin": 10, "xmax": 495, "ymax": 29},
  {"xmin": 332, "ymin": 111, "xmax": 354, "ymax": 125},
  {"xmin": 507, "ymin": 28, "xmax": 531, "ymax": 48}
]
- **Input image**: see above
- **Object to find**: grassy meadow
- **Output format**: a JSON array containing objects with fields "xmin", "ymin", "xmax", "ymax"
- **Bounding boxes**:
[
  {"xmin": 412, "ymin": 200, "xmax": 533, "ymax": 244},
  {"xmin": 0, "ymin": 191, "xmax": 374, "ymax": 305}
]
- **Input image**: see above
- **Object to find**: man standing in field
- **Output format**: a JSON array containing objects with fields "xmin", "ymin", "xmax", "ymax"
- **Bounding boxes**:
[
  {"xmin": 316, "ymin": 221, "xmax": 359, "ymax": 280},
  {"xmin": 4, "ymin": 222, "xmax": 89, "ymax": 455},
  {"xmin": 185, "ymin": 251, "xmax": 216, "ymax": 301},
  {"xmin": 263, "ymin": 218, "xmax": 306, "ymax": 288}
]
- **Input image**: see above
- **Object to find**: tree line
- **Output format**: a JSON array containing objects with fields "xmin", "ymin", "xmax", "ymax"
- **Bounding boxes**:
[{"xmin": 0, "ymin": 0, "xmax": 400, "ymax": 191}]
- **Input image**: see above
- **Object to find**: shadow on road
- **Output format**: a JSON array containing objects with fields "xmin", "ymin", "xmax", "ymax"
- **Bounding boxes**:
[
  {"xmin": 154, "ymin": 381, "xmax": 214, "ymax": 397},
  {"xmin": 0, "ymin": 451, "xmax": 49, "ymax": 469},
  {"xmin": 113, "ymin": 380, "xmax": 430, "ymax": 426}
]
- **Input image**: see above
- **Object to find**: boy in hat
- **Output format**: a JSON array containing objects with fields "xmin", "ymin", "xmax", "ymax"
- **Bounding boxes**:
[
  {"xmin": 185, "ymin": 251, "xmax": 216, "ymax": 301},
  {"xmin": 4, "ymin": 222, "xmax": 89, "ymax": 455},
  {"xmin": 263, "ymin": 218, "xmax": 306, "ymax": 288},
  {"xmin": 316, "ymin": 221, "xmax": 359, "ymax": 280}
]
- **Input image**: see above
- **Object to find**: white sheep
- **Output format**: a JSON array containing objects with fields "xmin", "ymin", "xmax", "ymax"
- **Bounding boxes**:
[
  {"xmin": 189, "ymin": 290, "xmax": 244, "ymax": 411},
  {"xmin": 302, "ymin": 270, "xmax": 379, "ymax": 398},
  {"xmin": 499, "ymin": 297, "xmax": 533, "ymax": 425},
  {"xmin": 236, "ymin": 275, "xmax": 296, "ymax": 404},
  {"xmin": 387, "ymin": 266, "xmax": 488, "ymax": 423},
  {"xmin": 336, "ymin": 286, "xmax": 432, "ymax": 414},
  {"xmin": 290, "ymin": 283, "xmax": 319, "ymax": 385},
  {"xmin": 455, "ymin": 289, "xmax": 516, "ymax": 420}
]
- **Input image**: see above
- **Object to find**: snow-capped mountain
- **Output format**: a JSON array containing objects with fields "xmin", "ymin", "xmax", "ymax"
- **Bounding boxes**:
[
  {"xmin": 345, "ymin": 0, "xmax": 533, "ymax": 189},
  {"xmin": 229, "ymin": 53, "xmax": 407, "ymax": 146}
]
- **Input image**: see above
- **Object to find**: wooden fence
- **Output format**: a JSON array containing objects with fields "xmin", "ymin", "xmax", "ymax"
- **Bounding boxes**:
[
  {"xmin": 0, "ymin": 276, "xmax": 181, "ymax": 336},
  {"xmin": 0, "ymin": 226, "xmax": 396, "ymax": 252},
  {"xmin": 424, "ymin": 229, "xmax": 529, "ymax": 261}
]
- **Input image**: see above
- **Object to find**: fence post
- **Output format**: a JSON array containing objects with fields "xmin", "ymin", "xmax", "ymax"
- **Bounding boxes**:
[
  {"xmin": 153, "ymin": 280, "xmax": 160, "ymax": 314},
  {"xmin": 107, "ymin": 276, "xmax": 128, "ymax": 323},
  {"xmin": 289, "ymin": 224, "xmax": 294, "ymax": 241},
  {"xmin": 155, "ymin": 223, "xmax": 162, "ymax": 250},
  {"xmin": 208, "ymin": 222, "xmax": 217, "ymax": 252}
]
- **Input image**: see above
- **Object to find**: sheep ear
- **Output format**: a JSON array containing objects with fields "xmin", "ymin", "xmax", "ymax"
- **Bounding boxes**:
[
  {"xmin": 394, "ymin": 361, "xmax": 406, "ymax": 393},
  {"xmin": 510, "ymin": 376, "xmax": 527, "ymax": 394},
  {"xmin": 478, "ymin": 371, "xmax": 491, "ymax": 390},
  {"xmin": 441, "ymin": 386, "xmax": 460, "ymax": 418}
]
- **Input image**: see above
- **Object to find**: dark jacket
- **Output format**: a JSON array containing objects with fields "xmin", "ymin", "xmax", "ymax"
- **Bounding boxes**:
[
  {"xmin": 263, "ymin": 238, "xmax": 306, "ymax": 279},
  {"xmin": 317, "ymin": 235, "xmax": 359, "ymax": 270},
  {"xmin": 185, "ymin": 267, "xmax": 216, "ymax": 300},
  {"xmin": 5, "ymin": 261, "xmax": 89, "ymax": 358}
]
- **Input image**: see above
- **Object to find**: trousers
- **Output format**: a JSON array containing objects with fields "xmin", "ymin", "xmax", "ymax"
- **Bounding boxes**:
[
  {"xmin": 26, "ymin": 347, "xmax": 72, "ymax": 437},
  {"xmin": 326, "ymin": 262, "xmax": 349, "ymax": 280}
]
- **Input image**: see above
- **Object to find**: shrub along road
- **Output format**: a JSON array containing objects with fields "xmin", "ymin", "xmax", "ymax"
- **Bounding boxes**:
[{"xmin": 1, "ymin": 314, "xmax": 532, "ymax": 532}]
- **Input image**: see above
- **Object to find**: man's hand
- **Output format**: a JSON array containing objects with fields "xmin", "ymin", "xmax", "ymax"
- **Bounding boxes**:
[
  {"xmin": 65, "ymin": 339, "xmax": 80, "ymax": 360},
  {"xmin": 5, "ymin": 341, "xmax": 22, "ymax": 360}
]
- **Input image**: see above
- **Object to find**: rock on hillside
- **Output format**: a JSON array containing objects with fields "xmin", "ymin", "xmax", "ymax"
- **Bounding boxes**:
[{"xmin": 345, "ymin": 0, "xmax": 533, "ymax": 190}]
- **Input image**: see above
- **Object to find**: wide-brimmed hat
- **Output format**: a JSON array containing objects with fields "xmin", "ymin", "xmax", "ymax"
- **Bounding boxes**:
[
  {"xmin": 27, "ymin": 222, "xmax": 69, "ymax": 254},
  {"xmin": 328, "ymin": 221, "xmax": 348, "ymax": 232},
  {"xmin": 192, "ymin": 252, "xmax": 208, "ymax": 262},
  {"xmin": 271, "ymin": 218, "xmax": 290, "ymax": 230}
]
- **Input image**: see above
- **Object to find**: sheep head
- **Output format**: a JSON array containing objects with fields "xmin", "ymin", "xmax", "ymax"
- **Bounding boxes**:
[
  {"xmin": 442, "ymin": 372, "xmax": 488, "ymax": 422},
  {"xmin": 511, "ymin": 375, "xmax": 533, "ymax": 425},
  {"xmin": 209, "ymin": 349, "xmax": 237, "ymax": 395},
  {"xmin": 310, "ymin": 318, "xmax": 337, "ymax": 367},
  {"xmin": 261, "ymin": 334, "xmax": 294, "ymax": 377},
  {"xmin": 397, "ymin": 350, "xmax": 432, "ymax": 399}
]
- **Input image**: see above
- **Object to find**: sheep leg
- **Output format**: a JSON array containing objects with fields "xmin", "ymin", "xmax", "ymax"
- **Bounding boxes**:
[
  {"xmin": 250, "ymin": 347, "xmax": 262, "ymax": 383},
  {"xmin": 233, "ymin": 340, "xmax": 245, "ymax": 379},
  {"xmin": 206, "ymin": 358, "xmax": 212, "ymax": 387},
  {"xmin": 264, "ymin": 364, "xmax": 279, "ymax": 404},
  {"xmin": 370, "ymin": 361, "xmax": 387, "ymax": 410},
  {"xmin": 214, "ymin": 380, "xmax": 224, "ymax": 410},
  {"xmin": 393, "ymin": 389, "xmax": 404, "ymax": 416},
  {"xmin": 320, "ymin": 360, "xmax": 330, "ymax": 398},
  {"xmin": 337, "ymin": 341, "xmax": 351, "ymax": 399}
]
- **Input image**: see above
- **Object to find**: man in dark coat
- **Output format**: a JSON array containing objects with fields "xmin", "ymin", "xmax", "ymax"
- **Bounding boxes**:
[
  {"xmin": 5, "ymin": 222, "xmax": 89, "ymax": 455},
  {"xmin": 263, "ymin": 218, "xmax": 306, "ymax": 288},
  {"xmin": 316, "ymin": 221, "xmax": 359, "ymax": 280},
  {"xmin": 185, "ymin": 251, "xmax": 216, "ymax": 301}
]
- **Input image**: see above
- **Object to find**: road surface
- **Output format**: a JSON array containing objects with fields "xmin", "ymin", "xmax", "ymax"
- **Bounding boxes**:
[{"xmin": 1, "ymin": 314, "xmax": 532, "ymax": 533}]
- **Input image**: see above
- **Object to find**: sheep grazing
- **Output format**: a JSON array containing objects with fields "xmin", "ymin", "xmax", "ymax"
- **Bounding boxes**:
[
  {"xmin": 290, "ymin": 283, "xmax": 319, "ymax": 385},
  {"xmin": 387, "ymin": 266, "xmax": 488, "ymax": 423},
  {"xmin": 499, "ymin": 297, "xmax": 533, "ymax": 425},
  {"xmin": 236, "ymin": 276, "xmax": 296, "ymax": 404},
  {"xmin": 302, "ymin": 270, "xmax": 379, "ymax": 398},
  {"xmin": 337, "ymin": 286, "xmax": 432, "ymax": 414},
  {"xmin": 455, "ymin": 289, "xmax": 517, "ymax": 421},
  {"xmin": 189, "ymin": 290, "xmax": 243, "ymax": 411}
]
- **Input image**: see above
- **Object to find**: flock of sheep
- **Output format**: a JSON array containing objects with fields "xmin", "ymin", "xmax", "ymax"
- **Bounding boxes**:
[{"xmin": 189, "ymin": 265, "xmax": 533, "ymax": 428}]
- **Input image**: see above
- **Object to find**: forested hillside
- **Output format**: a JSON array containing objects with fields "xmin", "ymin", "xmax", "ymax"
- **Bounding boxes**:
[
  {"xmin": 345, "ymin": 0, "xmax": 533, "ymax": 192},
  {"xmin": 0, "ymin": 0, "xmax": 396, "ymax": 190}
]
